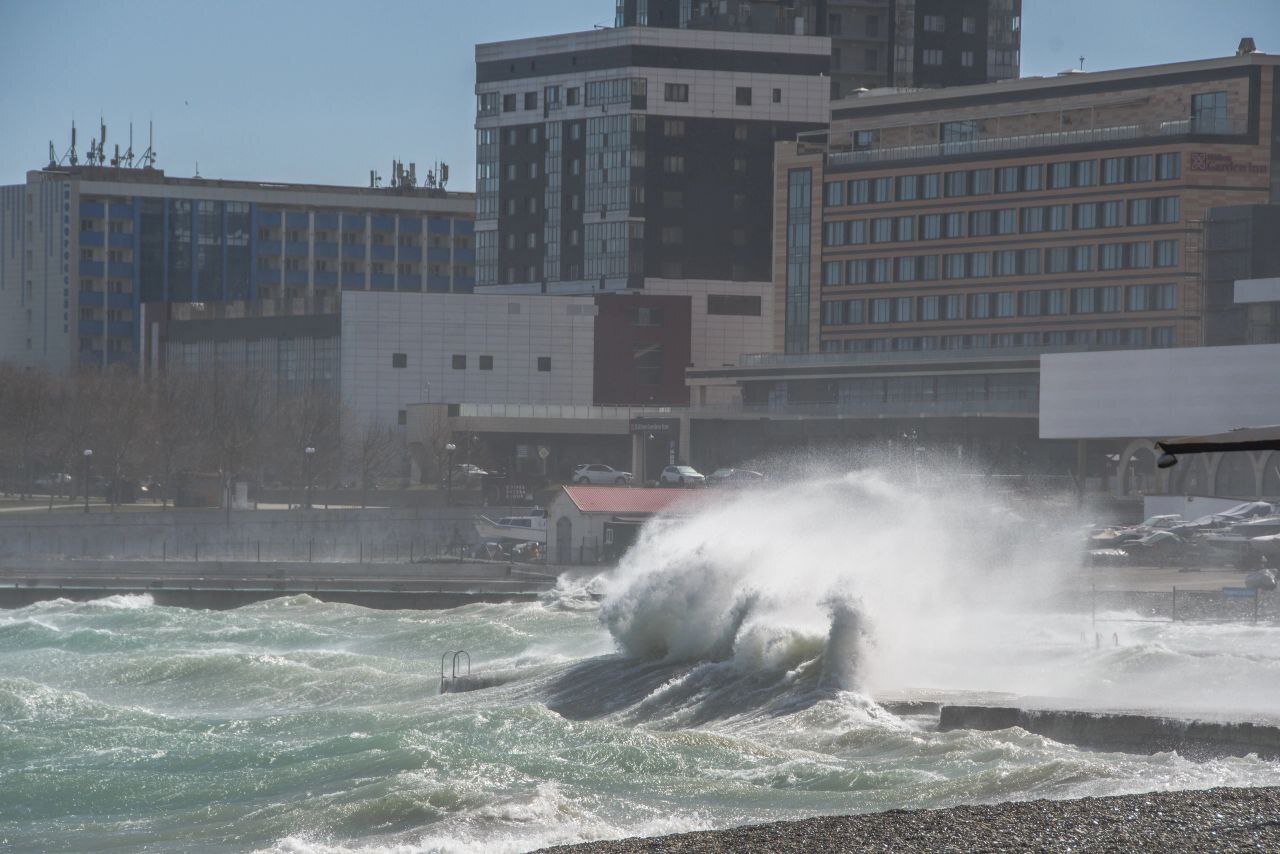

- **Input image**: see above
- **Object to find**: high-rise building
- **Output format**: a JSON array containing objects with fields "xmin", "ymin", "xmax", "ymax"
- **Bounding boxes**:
[
  {"xmin": 614, "ymin": 1, "xmax": 1022, "ymax": 99},
  {"xmin": 774, "ymin": 49, "xmax": 1279, "ymax": 357},
  {"xmin": 473, "ymin": 25, "xmax": 830, "ymax": 292},
  {"xmin": 0, "ymin": 163, "xmax": 473, "ymax": 372}
]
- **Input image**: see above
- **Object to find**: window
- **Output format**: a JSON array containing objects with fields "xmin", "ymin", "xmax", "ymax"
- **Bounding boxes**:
[
  {"xmin": 896, "ymin": 256, "xmax": 917, "ymax": 281},
  {"xmin": 872, "ymin": 217, "xmax": 894, "ymax": 242},
  {"xmin": 663, "ymin": 190, "xmax": 684, "ymax": 209},
  {"xmin": 995, "ymin": 209, "xmax": 1018, "ymax": 235},
  {"xmin": 897, "ymin": 175, "xmax": 918, "ymax": 201},
  {"xmin": 537, "ymin": 357, "xmax": 551, "ymax": 372},
  {"xmin": 919, "ymin": 295, "xmax": 940, "ymax": 321},
  {"xmin": 1048, "ymin": 205, "xmax": 1071, "ymax": 231},
  {"xmin": 896, "ymin": 216, "xmax": 915, "ymax": 241},
  {"xmin": 1100, "ymin": 243, "xmax": 1124, "ymax": 270},
  {"xmin": 1128, "ymin": 241, "xmax": 1152, "ymax": 268},
  {"xmin": 1128, "ymin": 198, "xmax": 1152, "ymax": 226},
  {"xmin": 1191, "ymin": 91, "xmax": 1227, "ymax": 133},
  {"xmin": 848, "ymin": 220, "xmax": 867, "ymax": 244},
  {"xmin": 848, "ymin": 260, "xmax": 869, "ymax": 283},
  {"xmin": 502, "ymin": 93, "xmax": 517, "ymax": 112},
  {"xmin": 941, "ymin": 121, "xmax": 978, "ymax": 144},
  {"xmin": 823, "ymin": 260, "xmax": 844, "ymax": 286},
  {"xmin": 1130, "ymin": 154, "xmax": 1154, "ymax": 182},
  {"xmin": 995, "ymin": 250, "xmax": 1018, "ymax": 276},
  {"xmin": 961, "ymin": 51, "xmax": 974, "ymax": 67},
  {"xmin": 1050, "ymin": 162, "xmax": 1072, "ymax": 189},
  {"xmin": 864, "ymin": 48, "xmax": 879, "ymax": 71},
  {"xmin": 1075, "ymin": 160, "xmax": 1098, "ymax": 186},
  {"xmin": 969, "ymin": 252, "xmax": 990, "ymax": 277},
  {"xmin": 824, "ymin": 221, "xmax": 846, "ymax": 246},
  {"xmin": 1075, "ymin": 202, "xmax": 1098, "ymax": 229},
  {"xmin": 1102, "ymin": 157, "xmax": 1126, "ymax": 185},
  {"xmin": 735, "ymin": 87, "xmax": 752, "ymax": 106},
  {"xmin": 1074, "ymin": 245, "xmax": 1094, "ymax": 271},
  {"xmin": 391, "ymin": 353, "xmax": 407, "ymax": 368},
  {"xmin": 1020, "ymin": 291, "xmax": 1042, "ymax": 316},
  {"xmin": 1022, "ymin": 248, "xmax": 1041, "ymax": 274},
  {"xmin": 663, "ymin": 119, "xmax": 685, "ymax": 138},
  {"xmin": 452, "ymin": 354, "xmax": 466, "ymax": 369},
  {"xmin": 732, "ymin": 156, "xmax": 747, "ymax": 173},
  {"xmin": 1154, "ymin": 283, "xmax": 1177, "ymax": 310},
  {"xmin": 920, "ymin": 254, "xmax": 940, "ymax": 280},
  {"xmin": 773, "ymin": 87, "xmax": 782, "ymax": 103},
  {"xmin": 1151, "ymin": 327, "xmax": 1176, "ymax": 347},
  {"xmin": 997, "ymin": 166, "xmax": 1020, "ymax": 193},
  {"xmin": 865, "ymin": 13, "xmax": 879, "ymax": 36},
  {"xmin": 1075, "ymin": 286, "xmax": 1095, "ymax": 313},
  {"xmin": 663, "ymin": 155, "xmax": 685, "ymax": 174},
  {"xmin": 1046, "ymin": 247, "xmax": 1071, "ymax": 273},
  {"xmin": 566, "ymin": 87, "xmax": 580, "ymax": 106},
  {"xmin": 1155, "ymin": 197, "xmax": 1180, "ymax": 224},
  {"xmin": 962, "ymin": 16, "xmax": 976, "ymax": 33},
  {"xmin": 945, "ymin": 212, "xmax": 967, "ymax": 238},
  {"xmin": 972, "ymin": 169, "xmax": 993, "ymax": 195},
  {"xmin": 1021, "ymin": 206, "xmax": 1044, "ymax": 233},
  {"xmin": 398, "ymin": 410, "xmax": 407, "ymax": 426},
  {"xmin": 995, "ymin": 293, "xmax": 1016, "ymax": 317},
  {"xmin": 871, "ymin": 298, "xmax": 892, "ymax": 323},
  {"xmin": 923, "ymin": 14, "xmax": 945, "ymax": 31},
  {"xmin": 873, "ymin": 177, "xmax": 893, "ymax": 203},
  {"xmin": 1157, "ymin": 152, "xmax": 1181, "ymax": 180},
  {"xmin": 627, "ymin": 306, "xmax": 666, "ymax": 326},
  {"xmin": 1023, "ymin": 164, "xmax": 1044, "ymax": 191},
  {"xmin": 661, "ymin": 226, "xmax": 683, "ymax": 245},
  {"xmin": 1155, "ymin": 239, "xmax": 1179, "ymax": 267},
  {"xmin": 921, "ymin": 214, "xmax": 942, "ymax": 240},
  {"xmin": 1045, "ymin": 289, "xmax": 1067, "ymax": 315},
  {"xmin": 848, "ymin": 179, "xmax": 870, "ymax": 204},
  {"xmin": 708, "ymin": 294, "xmax": 761, "ymax": 316},
  {"xmin": 923, "ymin": 48, "xmax": 943, "ymax": 66},
  {"xmin": 477, "ymin": 92, "xmax": 500, "ymax": 116},
  {"xmin": 945, "ymin": 171, "xmax": 968, "ymax": 197},
  {"xmin": 1099, "ymin": 286, "xmax": 1123, "ymax": 312},
  {"xmin": 1101, "ymin": 200, "xmax": 1123, "ymax": 227},
  {"xmin": 477, "ymin": 355, "xmax": 494, "ymax": 371},
  {"xmin": 921, "ymin": 174, "xmax": 940, "ymax": 199},
  {"xmin": 944, "ymin": 253, "xmax": 966, "ymax": 278},
  {"xmin": 970, "ymin": 293, "xmax": 991, "ymax": 319}
]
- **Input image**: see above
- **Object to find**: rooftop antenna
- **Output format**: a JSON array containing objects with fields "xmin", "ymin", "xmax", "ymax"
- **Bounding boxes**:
[
  {"xmin": 1079, "ymin": 55, "xmax": 1085, "ymax": 70},
  {"xmin": 124, "ymin": 122, "xmax": 135, "ymax": 167},
  {"xmin": 99, "ymin": 118, "xmax": 107, "ymax": 165},
  {"xmin": 69, "ymin": 121, "xmax": 78, "ymax": 166}
]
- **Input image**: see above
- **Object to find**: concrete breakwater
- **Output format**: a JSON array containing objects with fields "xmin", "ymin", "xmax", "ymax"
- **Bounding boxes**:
[
  {"xmin": 0, "ymin": 558, "xmax": 560, "ymax": 610},
  {"xmin": 938, "ymin": 704, "xmax": 1280, "ymax": 760}
]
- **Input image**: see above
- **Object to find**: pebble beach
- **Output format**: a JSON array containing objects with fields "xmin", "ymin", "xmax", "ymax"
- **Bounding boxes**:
[{"xmin": 541, "ymin": 786, "xmax": 1280, "ymax": 852}]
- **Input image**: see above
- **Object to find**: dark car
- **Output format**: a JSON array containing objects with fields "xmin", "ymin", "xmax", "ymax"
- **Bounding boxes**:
[{"xmin": 706, "ymin": 468, "xmax": 765, "ymax": 487}]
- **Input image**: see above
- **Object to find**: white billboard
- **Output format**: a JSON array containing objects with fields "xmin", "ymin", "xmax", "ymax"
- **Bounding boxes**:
[{"xmin": 1039, "ymin": 344, "xmax": 1280, "ymax": 439}]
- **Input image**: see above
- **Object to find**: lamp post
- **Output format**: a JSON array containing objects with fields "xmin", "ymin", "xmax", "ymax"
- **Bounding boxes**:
[
  {"xmin": 304, "ymin": 446, "xmax": 316, "ymax": 510},
  {"xmin": 82, "ymin": 449, "xmax": 93, "ymax": 514},
  {"xmin": 444, "ymin": 442, "xmax": 456, "ymax": 506}
]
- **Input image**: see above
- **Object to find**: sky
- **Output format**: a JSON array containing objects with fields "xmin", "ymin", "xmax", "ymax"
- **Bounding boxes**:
[{"xmin": 1, "ymin": 0, "xmax": 1278, "ymax": 191}]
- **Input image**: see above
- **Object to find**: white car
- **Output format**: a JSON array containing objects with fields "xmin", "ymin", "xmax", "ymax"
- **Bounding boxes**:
[
  {"xmin": 572, "ymin": 463, "xmax": 633, "ymax": 485},
  {"xmin": 659, "ymin": 465, "xmax": 705, "ymax": 486}
]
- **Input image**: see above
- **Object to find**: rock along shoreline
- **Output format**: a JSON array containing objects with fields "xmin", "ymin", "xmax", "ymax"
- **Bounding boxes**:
[{"xmin": 539, "ymin": 786, "xmax": 1280, "ymax": 852}]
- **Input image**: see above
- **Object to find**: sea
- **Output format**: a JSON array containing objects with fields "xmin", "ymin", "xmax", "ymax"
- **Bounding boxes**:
[{"xmin": 3, "ymin": 469, "xmax": 1280, "ymax": 852}]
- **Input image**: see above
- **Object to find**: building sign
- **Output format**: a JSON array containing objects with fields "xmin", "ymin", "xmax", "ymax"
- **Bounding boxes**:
[
  {"xmin": 1188, "ymin": 153, "xmax": 1267, "ymax": 175},
  {"xmin": 629, "ymin": 417, "xmax": 679, "ymax": 435}
]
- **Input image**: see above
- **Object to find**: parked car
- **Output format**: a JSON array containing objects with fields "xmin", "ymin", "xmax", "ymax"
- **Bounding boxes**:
[
  {"xmin": 451, "ymin": 463, "xmax": 489, "ymax": 485},
  {"xmin": 706, "ymin": 468, "xmax": 765, "ymax": 487},
  {"xmin": 34, "ymin": 473, "xmax": 73, "ymax": 492},
  {"xmin": 659, "ymin": 465, "xmax": 705, "ymax": 486},
  {"xmin": 572, "ymin": 463, "xmax": 633, "ymax": 485}
]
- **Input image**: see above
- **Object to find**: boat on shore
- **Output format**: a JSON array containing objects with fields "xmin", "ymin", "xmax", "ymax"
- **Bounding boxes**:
[{"xmin": 474, "ymin": 507, "xmax": 547, "ymax": 543}]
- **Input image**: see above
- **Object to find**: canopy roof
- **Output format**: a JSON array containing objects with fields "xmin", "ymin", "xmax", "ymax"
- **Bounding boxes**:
[{"xmin": 1157, "ymin": 425, "xmax": 1280, "ymax": 455}]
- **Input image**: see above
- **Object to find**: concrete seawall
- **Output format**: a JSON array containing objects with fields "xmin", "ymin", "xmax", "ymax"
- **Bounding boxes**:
[
  {"xmin": 0, "ymin": 559, "xmax": 560, "ymax": 611},
  {"xmin": 938, "ymin": 704, "xmax": 1280, "ymax": 760}
]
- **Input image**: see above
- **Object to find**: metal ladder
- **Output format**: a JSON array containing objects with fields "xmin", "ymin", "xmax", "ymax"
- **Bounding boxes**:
[{"xmin": 440, "ymin": 650, "xmax": 471, "ymax": 694}]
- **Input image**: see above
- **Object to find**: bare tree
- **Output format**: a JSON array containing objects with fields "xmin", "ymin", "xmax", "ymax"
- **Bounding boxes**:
[
  {"xmin": 90, "ymin": 366, "xmax": 151, "ymax": 508},
  {"xmin": 139, "ymin": 371, "xmax": 199, "ymax": 508},
  {"xmin": 263, "ymin": 382, "xmax": 343, "ymax": 508},
  {"xmin": 349, "ymin": 417, "xmax": 401, "ymax": 508},
  {"xmin": 409, "ymin": 404, "xmax": 455, "ymax": 487},
  {"xmin": 0, "ymin": 367, "xmax": 55, "ymax": 499},
  {"xmin": 191, "ymin": 365, "xmax": 272, "ymax": 519}
]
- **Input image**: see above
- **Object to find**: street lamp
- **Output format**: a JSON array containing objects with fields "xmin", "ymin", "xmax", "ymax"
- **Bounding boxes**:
[
  {"xmin": 304, "ymin": 446, "xmax": 316, "ymax": 509},
  {"xmin": 82, "ymin": 449, "xmax": 93, "ymax": 514},
  {"xmin": 445, "ymin": 442, "xmax": 457, "ymax": 506}
]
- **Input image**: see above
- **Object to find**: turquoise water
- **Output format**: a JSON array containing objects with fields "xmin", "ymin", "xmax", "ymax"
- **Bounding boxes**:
[
  {"xmin": 3, "ymin": 591, "xmax": 1279, "ymax": 853},
  {"xmin": 4, "ymin": 474, "xmax": 1280, "ymax": 852}
]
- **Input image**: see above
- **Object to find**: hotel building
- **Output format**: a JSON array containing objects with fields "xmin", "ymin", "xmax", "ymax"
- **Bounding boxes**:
[{"xmin": 774, "ymin": 49, "xmax": 1279, "ymax": 357}]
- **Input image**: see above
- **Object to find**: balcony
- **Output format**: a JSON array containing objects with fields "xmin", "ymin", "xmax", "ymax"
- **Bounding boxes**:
[
  {"xmin": 736, "ymin": 342, "xmax": 1145, "ymax": 370},
  {"xmin": 107, "ymin": 320, "xmax": 133, "ymax": 338},
  {"xmin": 108, "ymin": 232, "xmax": 133, "ymax": 249},
  {"xmin": 254, "ymin": 209, "xmax": 282, "ymax": 228},
  {"xmin": 314, "ymin": 241, "xmax": 339, "ymax": 259},
  {"xmin": 314, "ymin": 212, "xmax": 339, "ymax": 230},
  {"xmin": 284, "ymin": 241, "xmax": 309, "ymax": 257},
  {"xmin": 397, "ymin": 273, "xmax": 421, "ymax": 291},
  {"xmin": 427, "ymin": 245, "xmax": 451, "ymax": 263},
  {"xmin": 426, "ymin": 275, "xmax": 451, "ymax": 293},
  {"xmin": 371, "ymin": 244, "xmax": 395, "ymax": 261},
  {"xmin": 254, "ymin": 267, "xmax": 281, "ymax": 286},
  {"xmin": 343, "ymin": 244, "xmax": 365, "ymax": 260},
  {"xmin": 284, "ymin": 269, "xmax": 309, "ymax": 286},
  {"xmin": 79, "ymin": 201, "xmax": 105, "ymax": 219},
  {"xmin": 315, "ymin": 270, "xmax": 338, "ymax": 287},
  {"xmin": 427, "ymin": 217, "xmax": 451, "ymax": 235},
  {"xmin": 285, "ymin": 211, "xmax": 308, "ymax": 230},
  {"xmin": 370, "ymin": 273, "xmax": 395, "ymax": 290},
  {"xmin": 398, "ymin": 245, "xmax": 421, "ymax": 263},
  {"xmin": 454, "ymin": 247, "xmax": 475, "ymax": 264},
  {"xmin": 371, "ymin": 215, "xmax": 394, "ymax": 232},
  {"xmin": 819, "ymin": 117, "xmax": 1250, "ymax": 168},
  {"xmin": 78, "ymin": 260, "xmax": 104, "ymax": 277},
  {"xmin": 342, "ymin": 272, "xmax": 366, "ymax": 289},
  {"xmin": 77, "ymin": 291, "xmax": 104, "ymax": 307},
  {"xmin": 399, "ymin": 217, "xmax": 422, "ymax": 234},
  {"xmin": 107, "ymin": 261, "xmax": 133, "ymax": 279},
  {"xmin": 80, "ymin": 231, "xmax": 104, "ymax": 247}
]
